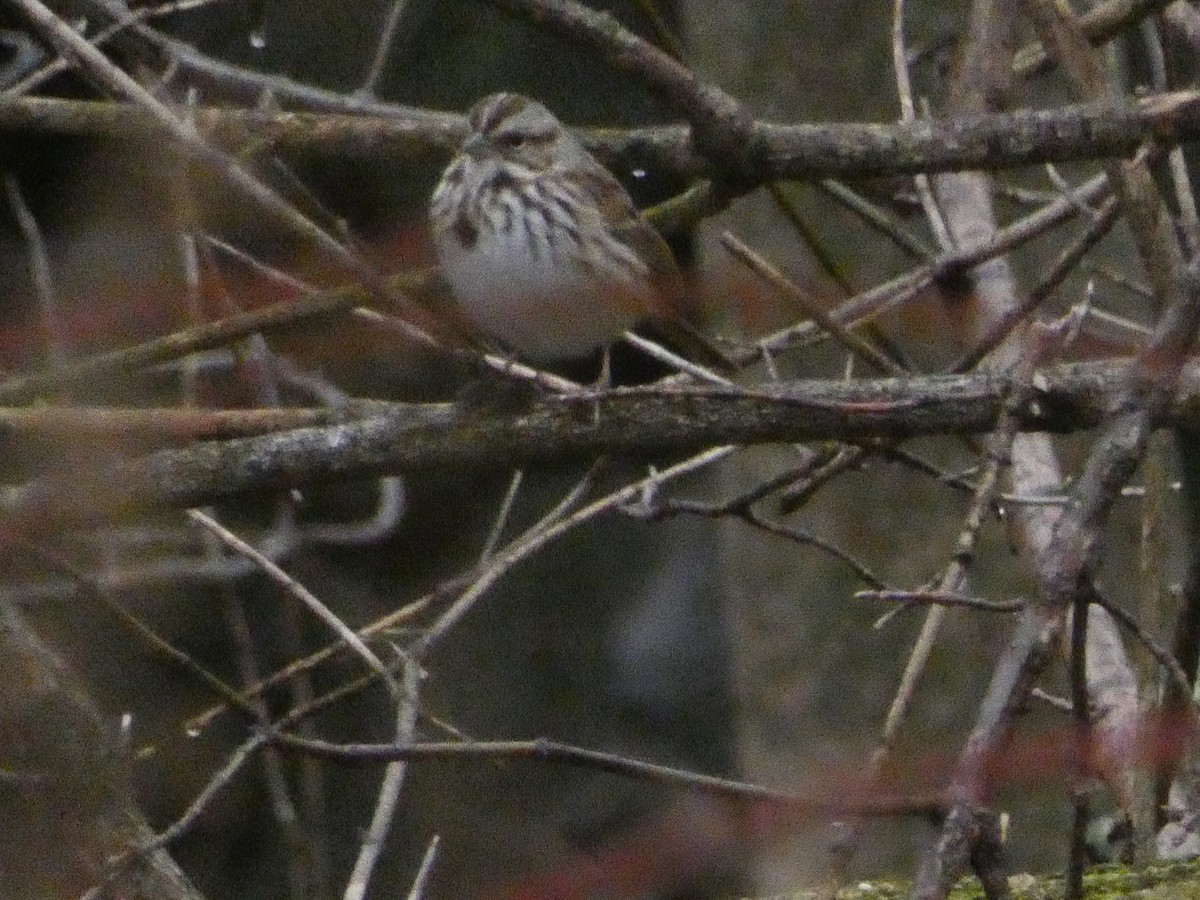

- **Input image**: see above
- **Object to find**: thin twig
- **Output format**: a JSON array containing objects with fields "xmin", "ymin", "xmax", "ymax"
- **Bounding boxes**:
[
  {"xmin": 1090, "ymin": 587, "xmax": 1196, "ymax": 703},
  {"xmin": 1068, "ymin": 583, "xmax": 1091, "ymax": 900},
  {"xmin": 4, "ymin": 172, "xmax": 66, "ymax": 363},
  {"xmin": 217, "ymin": 569, "xmax": 310, "ymax": 900},
  {"xmin": 0, "ymin": 276, "xmax": 419, "ymax": 403},
  {"xmin": 815, "ymin": 178, "xmax": 935, "ymax": 260},
  {"xmin": 720, "ymin": 231, "xmax": 906, "ymax": 375},
  {"xmin": 359, "ymin": 0, "xmax": 410, "ymax": 98},
  {"xmin": 11, "ymin": 536, "xmax": 253, "ymax": 718},
  {"xmin": 343, "ymin": 654, "xmax": 421, "ymax": 900},
  {"xmin": 9, "ymin": 0, "xmax": 393, "ymax": 299},
  {"xmin": 187, "ymin": 509, "xmax": 399, "ymax": 698},
  {"xmin": 858, "ymin": 589, "xmax": 1023, "ymax": 613},
  {"xmin": 479, "ymin": 470, "xmax": 524, "ymax": 564},
  {"xmin": 893, "ymin": 0, "xmax": 954, "ymax": 251},
  {"xmin": 740, "ymin": 509, "xmax": 887, "ymax": 589},
  {"xmin": 411, "ymin": 446, "xmax": 735, "ymax": 658},
  {"xmin": 619, "ymin": 331, "xmax": 737, "ymax": 385},
  {"xmin": 127, "ymin": 657, "xmax": 411, "ymax": 877},
  {"xmin": 630, "ymin": 446, "xmax": 836, "ymax": 518},
  {"xmin": 951, "ymin": 193, "xmax": 1121, "ymax": 372},
  {"xmin": 404, "ymin": 835, "xmax": 440, "ymax": 900},
  {"xmin": 270, "ymin": 733, "xmax": 942, "ymax": 817}
]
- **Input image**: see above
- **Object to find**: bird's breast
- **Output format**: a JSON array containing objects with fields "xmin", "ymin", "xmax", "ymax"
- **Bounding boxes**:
[{"xmin": 434, "ymin": 194, "xmax": 652, "ymax": 360}]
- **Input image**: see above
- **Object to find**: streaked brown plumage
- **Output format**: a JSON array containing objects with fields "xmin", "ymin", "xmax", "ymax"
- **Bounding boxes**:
[{"xmin": 430, "ymin": 92, "xmax": 722, "ymax": 367}]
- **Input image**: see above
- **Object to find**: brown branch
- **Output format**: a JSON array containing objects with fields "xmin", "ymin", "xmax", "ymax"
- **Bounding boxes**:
[
  {"xmin": 4, "ymin": 360, "xmax": 1200, "ymax": 532},
  {"xmin": 5, "ymin": 91, "xmax": 1200, "ymax": 183},
  {"xmin": 480, "ymin": 0, "xmax": 1178, "ymax": 190},
  {"xmin": 479, "ymin": 0, "xmax": 755, "ymax": 172},
  {"xmin": 923, "ymin": 205, "xmax": 1200, "ymax": 900},
  {"xmin": 857, "ymin": 590, "xmax": 1024, "ymax": 613},
  {"xmin": 0, "ymin": 270, "xmax": 432, "ymax": 403},
  {"xmin": 74, "ymin": 0, "xmax": 448, "ymax": 118},
  {"xmin": 0, "ymin": 601, "xmax": 205, "ymax": 899},
  {"xmin": 77, "ymin": 0, "xmax": 1167, "ymax": 122},
  {"xmin": 267, "ymin": 733, "xmax": 941, "ymax": 819},
  {"xmin": 8, "ymin": 0, "xmax": 384, "ymax": 296},
  {"xmin": 1013, "ymin": 0, "xmax": 1177, "ymax": 78},
  {"xmin": 950, "ymin": 194, "xmax": 1122, "ymax": 372},
  {"xmin": 0, "ymin": 404, "xmax": 346, "ymax": 443}
]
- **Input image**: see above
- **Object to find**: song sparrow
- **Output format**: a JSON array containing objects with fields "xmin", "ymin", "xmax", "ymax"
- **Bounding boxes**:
[{"xmin": 430, "ymin": 92, "xmax": 723, "ymax": 367}]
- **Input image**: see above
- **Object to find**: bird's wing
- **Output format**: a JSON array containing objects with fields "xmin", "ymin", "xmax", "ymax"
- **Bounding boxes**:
[
  {"xmin": 567, "ymin": 166, "xmax": 684, "ymax": 307},
  {"xmin": 569, "ymin": 167, "xmax": 734, "ymax": 372}
]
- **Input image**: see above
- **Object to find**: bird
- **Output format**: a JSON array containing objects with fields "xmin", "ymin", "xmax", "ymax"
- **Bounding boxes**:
[{"xmin": 429, "ymin": 92, "xmax": 728, "ymax": 372}]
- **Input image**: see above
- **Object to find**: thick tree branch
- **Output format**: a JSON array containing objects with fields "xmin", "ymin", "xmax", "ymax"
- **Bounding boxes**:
[
  {"xmin": 8, "ymin": 359, "xmax": 1200, "ymax": 532},
  {"xmin": 2, "ymin": 92, "xmax": 1200, "ymax": 183},
  {"xmin": 0, "ymin": 601, "xmax": 205, "ymax": 899}
]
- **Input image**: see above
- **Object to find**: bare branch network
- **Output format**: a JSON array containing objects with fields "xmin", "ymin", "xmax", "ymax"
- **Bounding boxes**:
[{"xmin": 0, "ymin": 88, "xmax": 1197, "ymax": 519}]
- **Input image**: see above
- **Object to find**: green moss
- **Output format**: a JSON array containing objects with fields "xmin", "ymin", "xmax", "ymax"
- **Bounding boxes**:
[{"xmin": 745, "ymin": 858, "xmax": 1200, "ymax": 900}]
